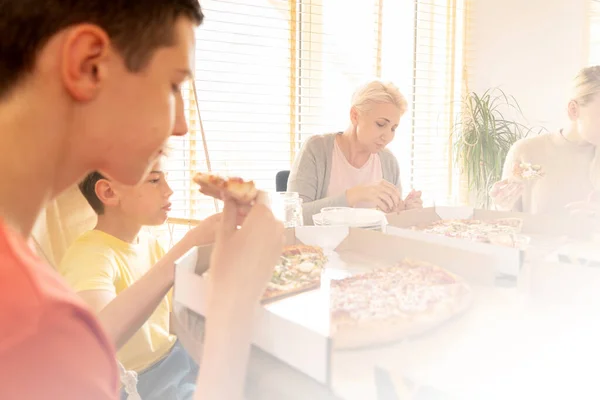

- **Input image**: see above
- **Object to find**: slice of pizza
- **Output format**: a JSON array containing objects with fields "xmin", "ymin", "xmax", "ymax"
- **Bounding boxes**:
[
  {"xmin": 513, "ymin": 162, "xmax": 544, "ymax": 181},
  {"xmin": 330, "ymin": 258, "xmax": 471, "ymax": 349},
  {"xmin": 193, "ymin": 172, "xmax": 258, "ymax": 204},
  {"xmin": 262, "ymin": 245, "xmax": 327, "ymax": 302}
]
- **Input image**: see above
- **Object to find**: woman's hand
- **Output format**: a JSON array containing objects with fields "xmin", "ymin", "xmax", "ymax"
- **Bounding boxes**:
[
  {"xmin": 404, "ymin": 189, "xmax": 423, "ymax": 210},
  {"xmin": 489, "ymin": 179, "xmax": 525, "ymax": 210},
  {"xmin": 346, "ymin": 180, "xmax": 403, "ymax": 213},
  {"xmin": 565, "ymin": 190, "xmax": 600, "ymax": 217}
]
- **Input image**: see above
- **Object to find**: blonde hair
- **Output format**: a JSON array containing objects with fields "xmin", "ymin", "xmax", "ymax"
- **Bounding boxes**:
[
  {"xmin": 572, "ymin": 66, "xmax": 600, "ymax": 191},
  {"xmin": 572, "ymin": 66, "xmax": 600, "ymax": 106},
  {"xmin": 351, "ymin": 80, "xmax": 408, "ymax": 115}
]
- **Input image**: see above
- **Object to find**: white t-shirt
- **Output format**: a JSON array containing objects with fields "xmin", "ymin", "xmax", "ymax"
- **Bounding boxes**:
[{"xmin": 501, "ymin": 132, "xmax": 595, "ymax": 214}]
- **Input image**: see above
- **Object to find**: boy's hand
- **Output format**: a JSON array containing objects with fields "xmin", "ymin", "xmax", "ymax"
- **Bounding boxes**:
[
  {"xmin": 207, "ymin": 193, "xmax": 284, "ymax": 311},
  {"xmin": 187, "ymin": 205, "xmax": 253, "ymax": 246},
  {"xmin": 187, "ymin": 213, "xmax": 222, "ymax": 246}
]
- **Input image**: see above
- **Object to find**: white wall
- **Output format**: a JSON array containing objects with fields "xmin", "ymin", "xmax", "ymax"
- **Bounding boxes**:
[{"xmin": 469, "ymin": 0, "xmax": 590, "ymax": 131}]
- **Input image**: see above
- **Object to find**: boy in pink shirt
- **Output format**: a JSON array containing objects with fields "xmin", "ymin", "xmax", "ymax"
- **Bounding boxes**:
[{"xmin": 0, "ymin": 1, "xmax": 283, "ymax": 399}]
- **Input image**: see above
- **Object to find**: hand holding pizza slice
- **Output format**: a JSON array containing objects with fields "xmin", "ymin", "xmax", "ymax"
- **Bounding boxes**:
[
  {"xmin": 512, "ymin": 161, "xmax": 544, "ymax": 182},
  {"xmin": 193, "ymin": 172, "xmax": 259, "ymax": 204}
]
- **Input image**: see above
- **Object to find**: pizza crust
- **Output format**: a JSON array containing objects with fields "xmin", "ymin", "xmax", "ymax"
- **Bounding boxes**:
[
  {"xmin": 193, "ymin": 172, "xmax": 258, "ymax": 204},
  {"xmin": 262, "ymin": 281, "xmax": 321, "ymax": 303}
]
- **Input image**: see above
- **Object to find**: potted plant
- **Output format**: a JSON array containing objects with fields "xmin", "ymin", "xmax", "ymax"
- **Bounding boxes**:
[{"xmin": 452, "ymin": 88, "xmax": 545, "ymax": 209}]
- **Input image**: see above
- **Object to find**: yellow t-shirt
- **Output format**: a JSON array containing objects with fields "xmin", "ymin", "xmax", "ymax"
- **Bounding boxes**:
[{"xmin": 58, "ymin": 229, "xmax": 177, "ymax": 373}]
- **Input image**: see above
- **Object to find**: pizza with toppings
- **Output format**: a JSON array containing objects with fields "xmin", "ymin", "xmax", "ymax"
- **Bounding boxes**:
[
  {"xmin": 513, "ymin": 162, "xmax": 544, "ymax": 181},
  {"xmin": 330, "ymin": 258, "xmax": 471, "ymax": 349},
  {"xmin": 411, "ymin": 218, "xmax": 524, "ymax": 245},
  {"xmin": 193, "ymin": 172, "xmax": 258, "ymax": 204},
  {"xmin": 262, "ymin": 245, "xmax": 327, "ymax": 302}
]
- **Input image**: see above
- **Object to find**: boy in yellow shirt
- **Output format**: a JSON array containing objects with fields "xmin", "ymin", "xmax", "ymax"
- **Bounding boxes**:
[{"xmin": 59, "ymin": 160, "xmax": 217, "ymax": 400}]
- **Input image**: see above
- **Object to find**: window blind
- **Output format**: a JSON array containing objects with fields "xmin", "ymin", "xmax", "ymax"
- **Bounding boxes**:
[
  {"xmin": 407, "ymin": 0, "xmax": 469, "ymax": 206},
  {"xmin": 590, "ymin": 0, "xmax": 600, "ymax": 64},
  {"xmin": 295, "ymin": 0, "xmax": 381, "ymax": 149},
  {"xmin": 165, "ymin": 0, "xmax": 294, "ymax": 225}
]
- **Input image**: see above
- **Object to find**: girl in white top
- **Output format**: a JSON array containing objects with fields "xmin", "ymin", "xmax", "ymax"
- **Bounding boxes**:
[{"xmin": 490, "ymin": 66, "xmax": 600, "ymax": 216}]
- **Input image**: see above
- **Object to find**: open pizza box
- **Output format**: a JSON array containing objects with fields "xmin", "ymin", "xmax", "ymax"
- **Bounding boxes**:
[
  {"xmin": 384, "ymin": 206, "xmax": 594, "ymax": 277},
  {"xmin": 173, "ymin": 226, "xmax": 500, "ymax": 398},
  {"xmin": 372, "ymin": 261, "xmax": 600, "ymax": 399},
  {"xmin": 371, "ymin": 286, "xmax": 600, "ymax": 399}
]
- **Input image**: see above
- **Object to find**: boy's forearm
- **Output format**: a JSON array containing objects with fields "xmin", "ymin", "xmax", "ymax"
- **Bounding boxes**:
[
  {"xmin": 98, "ymin": 233, "xmax": 197, "ymax": 349},
  {"xmin": 195, "ymin": 302, "xmax": 256, "ymax": 400}
]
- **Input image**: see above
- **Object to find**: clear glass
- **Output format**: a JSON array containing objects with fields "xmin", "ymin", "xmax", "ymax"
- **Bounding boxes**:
[{"xmin": 270, "ymin": 192, "xmax": 304, "ymax": 228}]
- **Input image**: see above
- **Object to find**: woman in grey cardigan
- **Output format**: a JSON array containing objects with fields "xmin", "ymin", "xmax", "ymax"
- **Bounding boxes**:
[{"xmin": 288, "ymin": 80, "xmax": 423, "ymax": 224}]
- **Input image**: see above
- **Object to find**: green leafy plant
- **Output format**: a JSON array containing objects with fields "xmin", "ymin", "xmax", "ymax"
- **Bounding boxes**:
[{"xmin": 452, "ymin": 88, "xmax": 545, "ymax": 208}]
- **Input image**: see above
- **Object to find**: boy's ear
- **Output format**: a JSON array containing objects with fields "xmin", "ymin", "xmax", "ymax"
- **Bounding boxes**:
[{"xmin": 95, "ymin": 179, "xmax": 119, "ymax": 208}]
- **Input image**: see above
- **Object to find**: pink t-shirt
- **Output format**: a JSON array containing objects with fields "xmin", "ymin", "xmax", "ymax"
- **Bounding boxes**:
[
  {"xmin": 327, "ymin": 139, "xmax": 383, "ymax": 208},
  {"xmin": 0, "ymin": 219, "xmax": 119, "ymax": 400}
]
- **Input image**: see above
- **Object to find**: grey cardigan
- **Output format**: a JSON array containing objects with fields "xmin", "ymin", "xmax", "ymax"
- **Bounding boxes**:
[{"xmin": 287, "ymin": 133, "xmax": 402, "ymax": 224}]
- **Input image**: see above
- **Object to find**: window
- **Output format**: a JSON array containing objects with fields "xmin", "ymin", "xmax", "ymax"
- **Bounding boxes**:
[
  {"xmin": 294, "ymin": 0, "xmax": 382, "ymax": 147},
  {"xmin": 159, "ymin": 0, "xmax": 470, "ymax": 247},
  {"xmin": 409, "ymin": 0, "xmax": 469, "ymax": 206},
  {"xmin": 381, "ymin": 0, "xmax": 469, "ymax": 206},
  {"xmin": 590, "ymin": 0, "xmax": 600, "ymax": 64},
  {"xmin": 167, "ymin": 0, "xmax": 293, "ymax": 222}
]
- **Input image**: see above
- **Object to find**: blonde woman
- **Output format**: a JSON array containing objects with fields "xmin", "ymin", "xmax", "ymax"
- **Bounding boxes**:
[
  {"xmin": 288, "ymin": 80, "xmax": 423, "ymax": 223},
  {"xmin": 490, "ymin": 66, "xmax": 600, "ymax": 215}
]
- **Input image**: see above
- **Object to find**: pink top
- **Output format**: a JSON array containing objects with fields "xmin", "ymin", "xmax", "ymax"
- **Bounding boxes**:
[
  {"xmin": 327, "ymin": 138, "xmax": 383, "ymax": 208},
  {"xmin": 0, "ymin": 219, "xmax": 118, "ymax": 400}
]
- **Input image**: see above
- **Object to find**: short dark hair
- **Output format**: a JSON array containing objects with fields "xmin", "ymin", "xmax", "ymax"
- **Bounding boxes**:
[
  {"xmin": 79, "ymin": 171, "xmax": 107, "ymax": 215},
  {"xmin": 0, "ymin": 0, "xmax": 204, "ymax": 99}
]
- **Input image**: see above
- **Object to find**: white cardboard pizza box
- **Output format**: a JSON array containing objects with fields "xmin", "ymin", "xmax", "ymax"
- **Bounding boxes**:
[
  {"xmin": 384, "ymin": 207, "xmax": 593, "ymax": 277},
  {"xmin": 173, "ymin": 226, "xmax": 498, "ymax": 396},
  {"xmin": 518, "ymin": 260, "xmax": 600, "ymax": 308},
  {"xmin": 374, "ymin": 285, "xmax": 600, "ymax": 399}
]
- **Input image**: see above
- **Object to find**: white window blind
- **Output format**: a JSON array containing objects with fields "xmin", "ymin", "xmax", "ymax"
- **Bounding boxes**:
[
  {"xmin": 166, "ymin": 0, "xmax": 294, "ymax": 224},
  {"xmin": 295, "ymin": 0, "xmax": 381, "ymax": 148},
  {"xmin": 159, "ymin": 0, "xmax": 470, "ymax": 247},
  {"xmin": 590, "ymin": 0, "xmax": 600, "ymax": 64},
  {"xmin": 390, "ymin": 0, "xmax": 469, "ymax": 206}
]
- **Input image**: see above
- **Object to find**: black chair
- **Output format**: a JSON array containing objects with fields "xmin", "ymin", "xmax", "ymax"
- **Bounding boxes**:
[{"xmin": 276, "ymin": 170, "xmax": 290, "ymax": 192}]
